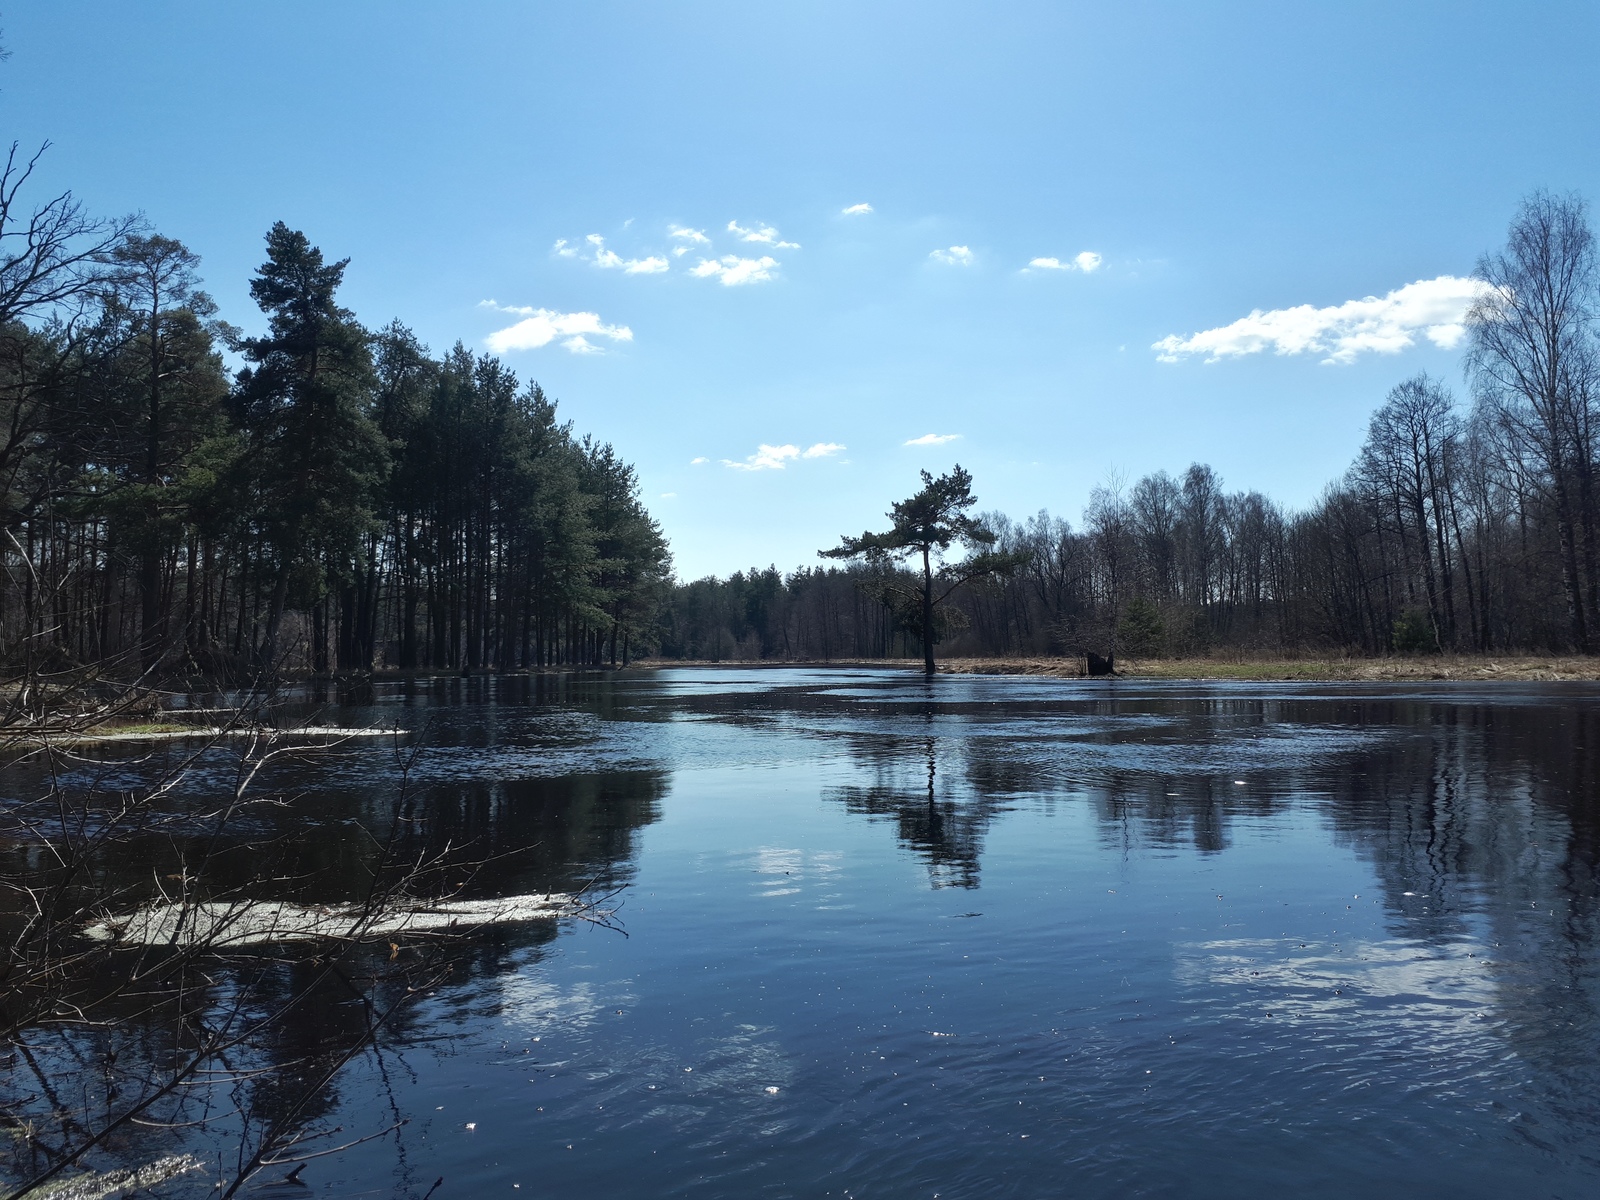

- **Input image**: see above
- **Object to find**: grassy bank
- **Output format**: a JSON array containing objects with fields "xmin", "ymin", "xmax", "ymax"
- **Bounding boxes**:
[{"xmin": 941, "ymin": 655, "xmax": 1600, "ymax": 682}]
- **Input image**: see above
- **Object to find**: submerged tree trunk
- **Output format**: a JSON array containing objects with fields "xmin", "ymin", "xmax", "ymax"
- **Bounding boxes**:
[{"xmin": 260, "ymin": 562, "xmax": 291, "ymax": 672}]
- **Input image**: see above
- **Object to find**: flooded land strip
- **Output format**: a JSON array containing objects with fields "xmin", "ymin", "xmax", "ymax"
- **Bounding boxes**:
[
  {"xmin": 6, "ymin": 654, "xmax": 1597, "ymax": 747},
  {"xmin": 632, "ymin": 655, "xmax": 1600, "ymax": 682}
]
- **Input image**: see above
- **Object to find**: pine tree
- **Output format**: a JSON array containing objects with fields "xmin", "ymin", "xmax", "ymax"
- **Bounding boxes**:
[
  {"xmin": 232, "ymin": 223, "xmax": 384, "ymax": 668},
  {"xmin": 822, "ymin": 465, "xmax": 1014, "ymax": 674}
]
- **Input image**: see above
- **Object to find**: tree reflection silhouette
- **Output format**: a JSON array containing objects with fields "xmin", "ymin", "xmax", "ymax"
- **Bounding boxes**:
[{"xmin": 828, "ymin": 731, "xmax": 1009, "ymax": 889}]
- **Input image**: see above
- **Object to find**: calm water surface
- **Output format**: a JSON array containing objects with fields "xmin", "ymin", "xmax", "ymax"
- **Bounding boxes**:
[{"xmin": 16, "ymin": 668, "xmax": 1600, "ymax": 1197}]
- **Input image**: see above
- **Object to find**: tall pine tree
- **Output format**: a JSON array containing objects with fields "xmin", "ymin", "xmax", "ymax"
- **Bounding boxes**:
[{"xmin": 232, "ymin": 223, "xmax": 384, "ymax": 668}]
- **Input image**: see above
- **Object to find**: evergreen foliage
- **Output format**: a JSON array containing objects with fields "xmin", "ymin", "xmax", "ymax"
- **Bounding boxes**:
[
  {"xmin": 5, "ymin": 146, "xmax": 1600, "ymax": 674},
  {"xmin": 821, "ymin": 465, "xmax": 1020, "ymax": 673},
  {"xmin": 0, "ymin": 219, "xmax": 669, "ymax": 676},
  {"xmin": 1118, "ymin": 597, "xmax": 1166, "ymax": 657}
]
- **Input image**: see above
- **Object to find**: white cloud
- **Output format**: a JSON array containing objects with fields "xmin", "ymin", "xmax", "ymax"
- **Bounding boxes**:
[
  {"xmin": 586, "ymin": 235, "xmax": 669, "ymax": 274},
  {"xmin": 802, "ymin": 442, "xmax": 845, "ymax": 458},
  {"xmin": 842, "ymin": 202, "xmax": 873, "ymax": 216},
  {"xmin": 1153, "ymin": 275, "xmax": 1489, "ymax": 365},
  {"xmin": 904, "ymin": 432, "xmax": 962, "ymax": 446},
  {"xmin": 1027, "ymin": 250, "xmax": 1102, "ymax": 273},
  {"xmin": 660, "ymin": 492, "xmax": 677, "ymax": 498},
  {"xmin": 672, "ymin": 246, "xmax": 689, "ymax": 257},
  {"xmin": 930, "ymin": 245, "xmax": 974, "ymax": 266},
  {"xmin": 690, "ymin": 456, "xmax": 710, "ymax": 465},
  {"xmin": 691, "ymin": 255, "xmax": 780, "ymax": 286},
  {"xmin": 552, "ymin": 238, "xmax": 579, "ymax": 258},
  {"xmin": 669, "ymin": 225, "xmax": 710, "ymax": 244},
  {"xmin": 481, "ymin": 303, "xmax": 634, "ymax": 355},
  {"xmin": 594, "ymin": 248, "xmax": 669, "ymax": 274},
  {"xmin": 728, "ymin": 220, "xmax": 799, "ymax": 249},
  {"xmin": 723, "ymin": 443, "xmax": 800, "ymax": 471}
]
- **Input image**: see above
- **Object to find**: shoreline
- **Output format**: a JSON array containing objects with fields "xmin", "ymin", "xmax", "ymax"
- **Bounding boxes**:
[
  {"xmin": 943, "ymin": 655, "xmax": 1600, "ymax": 682},
  {"xmin": 630, "ymin": 655, "xmax": 1600, "ymax": 682},
  {"xmin": 4, "ymin": 654, "xmax": 1594, "ymax": 745}
]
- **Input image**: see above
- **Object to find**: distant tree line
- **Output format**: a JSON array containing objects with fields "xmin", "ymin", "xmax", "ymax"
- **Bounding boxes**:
[
  {"xmin": 1, "ymin": 166, "xmax": 668, "ymax": 679},
  {"xmin": 658, "ymin": 191, "xmax": 1600, "ymax": 661},
  {"xmin": 12, "ymin": 137, "xmax": 1594, "ymax": 675}
]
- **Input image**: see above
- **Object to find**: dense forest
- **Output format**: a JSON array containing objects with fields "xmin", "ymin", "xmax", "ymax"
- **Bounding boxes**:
[
  {"xmin": 0, "ymin": 162, "xmax": 669, "ymax": 681},
  {"xmin": 658, "ymin": 192, "xmax": 1600, "ymax": 663},
  {"xmin": 6, "ymin": 136, "xmax": 1598, "ymax": 679}
]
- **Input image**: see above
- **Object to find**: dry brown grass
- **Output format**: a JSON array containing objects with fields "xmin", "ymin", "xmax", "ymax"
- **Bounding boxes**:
[
  {"xmin": 629, "ymin": 655, "xmax": 1600, "ymax": 681},
  {"xmin": 940, "ymin": 655, "xmax": 1600, "ymax": 682}
]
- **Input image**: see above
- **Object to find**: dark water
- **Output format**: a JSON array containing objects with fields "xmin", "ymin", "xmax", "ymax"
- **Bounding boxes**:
[{"xmin": 9, "ymin": 668, "xmax": 1600, "ymax": 1197}]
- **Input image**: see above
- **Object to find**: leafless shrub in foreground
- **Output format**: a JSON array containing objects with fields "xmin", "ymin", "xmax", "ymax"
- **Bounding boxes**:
[{"xmin": 0, "ymin": 665, "xmax": 617, "ymax": 1197}]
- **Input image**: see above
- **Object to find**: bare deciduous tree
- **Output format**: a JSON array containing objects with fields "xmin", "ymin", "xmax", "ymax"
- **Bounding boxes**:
[{"xmin": 1468, "ymin": 189, "xmax": 1600, "ymax": 651}]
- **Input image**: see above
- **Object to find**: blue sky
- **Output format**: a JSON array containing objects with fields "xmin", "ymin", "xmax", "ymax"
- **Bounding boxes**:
[{"xmin": 7, "ymin": 1, "xmax": 1599, "ymax": 578}]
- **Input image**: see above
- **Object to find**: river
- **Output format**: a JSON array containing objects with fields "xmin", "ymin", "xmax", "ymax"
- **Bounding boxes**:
[{"xmin": 5, "ymin": 668, "xmax": 1600, "ymax": 1198}]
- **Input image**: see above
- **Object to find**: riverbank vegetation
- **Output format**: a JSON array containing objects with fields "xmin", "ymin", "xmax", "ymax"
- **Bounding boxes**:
[
  {"xmin": 0, "ymin": 128, "xmax": 663, "ymax": 1191},
  {"xmin": 1, "ymin": 177, "xmax": 669, "ymax": 686},
  {"xmin": 941, "ymin": 655, "xmax": 1600, "ymax": 682},
  {"xmin": 657, "ymin": 193, "xmax": 1600, "ymax": 668},
  {"xmin": 6, "ymin": 138, "xmax": 1597, "ymax": 685}
]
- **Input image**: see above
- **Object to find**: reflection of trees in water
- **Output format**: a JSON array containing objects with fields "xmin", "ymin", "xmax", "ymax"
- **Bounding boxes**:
[
  {"xmin": 816, "ymin": 685, "xmax": 1600, "ymax": 1155},
  {"xmin": 821, "ymin": 693, "xmax": 1324, "ymax": 884},
  {"xmin": 1083, "ymin": 776, "xmax": 1278, "ymax": 856},
  {"xmin": 0, "ymin": 766, "xmax": 668, "ymax": 912},
  {"xmin": 828, "ymin": 735, "xmax": 1011, "ymax": 889},
  {"xmin": 0, "ymin": 738, "xmax": 666, "ymax": 1192},
  {"xmin": 387, "ymin": 769, "xmax": 667, "ymax": 899},
  {"xmin": 0, "ymin": 938, "xmax": 439, "ymax": 1192},
  {"xmin": 302, "ymin": 671, "xmax": 655, "ymax": 722},
  {"xmin": 1314, "ymin": 700, "xmax": 1600, "ymax": 1118},
  {"xmin": 205, "ymin": 747, "xmax": 669, "ymax": 1183}
]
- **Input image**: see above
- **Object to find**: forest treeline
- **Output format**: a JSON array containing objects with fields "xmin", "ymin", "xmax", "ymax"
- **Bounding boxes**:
[
  {"xmin": 658, "ymin": 191, "xmax": 1600, "ymax": 662},
  {"xmin": 8, "ymin": 142, "xmax": 1599, "ymax": 677},
  {"xmin": 0, "ymin": 159, "xmax": 669, "ymax": 681}
]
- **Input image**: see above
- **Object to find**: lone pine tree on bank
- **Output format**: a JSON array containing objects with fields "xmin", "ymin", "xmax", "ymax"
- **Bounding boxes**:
[{"xmin": 822, "ymin": 465, "xmax": 1020, "ymax": 674}]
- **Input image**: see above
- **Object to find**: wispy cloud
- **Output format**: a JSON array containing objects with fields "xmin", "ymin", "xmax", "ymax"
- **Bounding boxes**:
[
  {"xmin": 586, "ymin": 234, "xmax": 668, "ymax": 274},
  {"xmin": 690, "ymin": 456, "xmax": 710, "ymax": 465},
  {"xmin": 930, "ymin": 246, "xmax": 974, "ymax": 266},
  {"xmin": 723, "ymin": 443, "xmax": 801, "ymax": 471},
  {"xmin": 728, "ymin": 220, "xmax": 799, "ymax": 249},
  {"xmin": 1027, "ymin": 250, "xmax": 1102, "ymax": 273},
  {"xmin": 691, "ymin": 255, "xmax": 780, "ymax": 286},
  {"xmin": 841, "ymin": 202, "xmax": 873, "ymax": 216},
  {"xmin": 597, "ymin": 249, "xmax": 669, "ymax": 273},
  {"xmin": 1153, "ymin": 275, "xmax": 1489, "ymax": 365},
  {"xmin": 552, "ymin": 238, "xmax": 579, "ymax": 258},
  {"xmin": 904, "ymin": 432, "xmax": 962, "ymax": 446},
  {"xmin": 802, "ymin": 442, "xmax": 845, "ymax": 458},
  {"xmin": 480, "ymin": 302, "xmax": 633, "ymax": 354},
  {"xmin": 669, "ymin": 225, "xmax": 710, "ymax": 244}
]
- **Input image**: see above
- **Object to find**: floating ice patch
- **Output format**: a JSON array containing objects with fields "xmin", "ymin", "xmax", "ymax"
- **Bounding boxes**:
[
  {"xmin": 37, "ymin": 1155, "xmax": 203, "ymax": 1200},
  {"xmin": 84, "ymin": 892, "xmax": 582, "ymax": 947}
]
